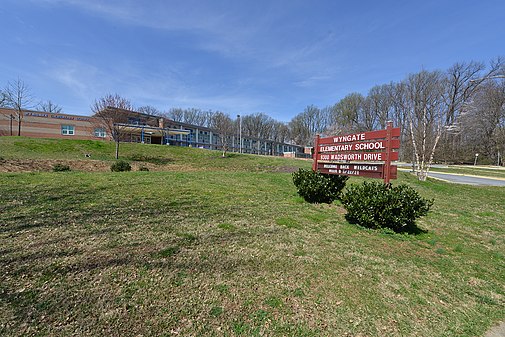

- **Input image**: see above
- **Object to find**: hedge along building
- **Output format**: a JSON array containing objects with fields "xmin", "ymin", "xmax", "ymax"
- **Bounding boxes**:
[{"xmin": 0, "ymin": 107, "xmax": 307, "ymax": 156}]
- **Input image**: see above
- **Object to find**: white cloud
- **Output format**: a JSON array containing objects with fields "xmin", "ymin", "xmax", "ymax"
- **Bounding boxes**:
[
  {"xmin": 44, "ymin": 59, "xmax": 100, "ymax": 100},
  {"xmin": 36, "ymin": 0, "xmax": 343, "ymax": 77},
  {"xmin": 42, "ymin": 56, "xmax": 265, "ymax": 114},
  {"xmin": 29, "ymin": 0, "xmax": 349, "ymax": 118}
]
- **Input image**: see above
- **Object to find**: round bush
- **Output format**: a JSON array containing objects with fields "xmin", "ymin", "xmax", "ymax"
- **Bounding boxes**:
[
  {"xmin": 110, "ymin": 160, "xmax": 131, "ymax": 172},
  {"xmin": 52, "ymin": 163, "xmax": 71, "ymax": 172},
  {"xmin": 292, "ymin": 168, "xmax": 348, "ymax": 204},
  {"xmin": 341, "ymin": 181, "xmax": 433, "ymax": 232}
]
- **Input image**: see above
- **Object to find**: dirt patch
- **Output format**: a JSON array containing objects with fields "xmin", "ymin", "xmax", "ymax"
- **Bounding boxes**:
[{"xmin": 0, "ymin": 159, "xmax": 204, "ymax": 173}]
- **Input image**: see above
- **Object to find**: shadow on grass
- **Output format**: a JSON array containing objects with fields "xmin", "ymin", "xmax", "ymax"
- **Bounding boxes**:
[
  {"xmin": 344, "ymin": 214, "xmax": 428, "ymax": 235},
  {"xmin": 127, "ymin": 154, "xmax": 174, "ymax": 165},
  {"xmin": 3, "ymin": 225, "xmax": 282, "ymax": 278}
]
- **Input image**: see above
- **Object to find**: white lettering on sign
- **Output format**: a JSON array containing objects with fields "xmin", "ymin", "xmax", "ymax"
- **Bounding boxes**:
[
  {"xmin": 332, "ymin": 133, "xmax": 365, "ymax": 143},
  {"xmin": 353, "ymin": 165, "xmax": 378, "ymax": 171},
  {"xmin": 363, "ymin": 153, "xmax": 382, "ymax": 161},
  {"xmin": 342, "ymin": 170, "xmax": 359, "ymax": 175},
  {"xmin": 353, "ymin": 141, "xmax": 386, "ymax": 150},
  {"xmin": 320, "ymin": 141, "xmax": 386, "ymax": 152},
  {"xmin": 319, "ymin": 144, "xmax": 352, "ymax": 152},
  {"xmin": 329, "ymin": 153, "xmax": 363, "ymax": 161}
]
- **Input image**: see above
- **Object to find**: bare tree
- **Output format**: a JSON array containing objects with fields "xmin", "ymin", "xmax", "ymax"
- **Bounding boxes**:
[
  {"xmin": 0, "ymin": 90, "xmax": 7, "ymax": 106},
  {"xmin": 164, "ymin": 107, "xmax": 212, "ymax": 127},
  {"xmin": 38, "ymin": 100, "xmax": 62, "ymax": 114},
  {"xmin": 188, "ymin": 108, "xmax": 212, "ymax": 127},
  {"xmin": 164, "ymin": 107, "xmax": 184, "ymax": 123},
  {"xmin": 440, "ymin": 61, "xmax": 488, "ymax": 161},
  {"xmin": 241, "ymin": 113, "xmax": 276, "ymax": 139},
  {"xmin": 329, "ymin": 93, "xmax": 365, "ymax": 134},
  {"xmin": 397, "ymin": 70, "xmax": 446, "ymax": 180},
  {"xmin": 367, "ymin": 84, "xmax": 393, "ymax": 129},
  {"xmin": 460, "ymin": 80, "xmax": 505, "ymax": 163},
  {"xmin": 288, "ymin": 105, "xmax": 330, "ymax": 146},
  {"xmin": 3, "ymin": 78, "xmax": 34, "ymax": 136},
  {"xmin": 385, "ymin": 82, "xmax": 411, "ymax": 161},
  {"xmin": 137, "ymin": 105, "xmax": 161, "ymax": 116},
  {"xmin": 270, "ymin": 121, "xmax": 290, "ymax": 144},
  {"xmin": 209, "ymin": 111, "xmax": 234, "ymax": 157},
  {"xmin": 91, "ymin": 94, "xmax": 134, "ymax": 159}
]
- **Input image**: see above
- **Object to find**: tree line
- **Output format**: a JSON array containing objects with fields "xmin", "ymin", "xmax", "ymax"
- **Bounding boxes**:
[
  {"xmin": 2, "ymin": 56, "xmax": 504, "ymax": 176},
  {"xmin": 287, "ymin": 58, "xmax": 505, "ymax": 179},
  {"xmin": 141, "ymin": 58, "xmax": 504, "ymax": 178}
]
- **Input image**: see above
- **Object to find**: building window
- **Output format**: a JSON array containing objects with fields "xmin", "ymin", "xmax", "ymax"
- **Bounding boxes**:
[
  {"xmin": 61, "ymin": 125, "xmax": 75, "ymax": 135},
  {"xmin": 94, "ymin": 128, "xmax": 106, "ymax": 138}
]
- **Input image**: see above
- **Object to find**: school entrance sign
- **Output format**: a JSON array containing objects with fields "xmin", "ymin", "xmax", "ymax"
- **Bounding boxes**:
[{"xmin": 312, "ymin": 122, "xmax": 400, "ymax": 183}]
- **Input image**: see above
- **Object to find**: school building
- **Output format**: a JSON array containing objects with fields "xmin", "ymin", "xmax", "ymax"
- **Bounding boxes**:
[{"xmin": 0, "ymin": 107, "xmax": 306, "ymax": 157}]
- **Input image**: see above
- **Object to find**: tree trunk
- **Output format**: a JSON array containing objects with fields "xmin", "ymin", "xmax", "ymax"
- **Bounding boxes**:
[{"xmin": 115, "ymin": 140, "xmax": 119, "ymax": 159}]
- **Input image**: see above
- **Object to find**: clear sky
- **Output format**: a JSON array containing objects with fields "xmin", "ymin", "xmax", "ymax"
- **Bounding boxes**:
[{"xmin": 1, "ymin": 0, "xmax": 504, "ymax": 121}]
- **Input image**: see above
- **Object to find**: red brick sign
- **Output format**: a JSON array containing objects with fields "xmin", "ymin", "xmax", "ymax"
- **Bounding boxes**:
[{"xmin": 312, "ymin": 122, "xmax": 400, "ymax": 183}]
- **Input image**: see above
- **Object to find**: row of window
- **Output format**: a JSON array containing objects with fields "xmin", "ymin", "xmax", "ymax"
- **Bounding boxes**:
[
  {"xmin": 58, "ymin": 124, "xmax": 300, "ymax": 153},
  {"xmin": 61, "ymin": 125, "xmax": 106, "ymax": 138}
]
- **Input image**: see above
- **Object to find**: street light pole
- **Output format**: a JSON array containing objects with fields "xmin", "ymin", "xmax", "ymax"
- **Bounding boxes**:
[
  {"xmin": 474, "ymin": 153, "xmax": 479, "ymax": 166},
  {"xmin": 237, "ymin": 114, "xmax": 242, "ymax": 153}
]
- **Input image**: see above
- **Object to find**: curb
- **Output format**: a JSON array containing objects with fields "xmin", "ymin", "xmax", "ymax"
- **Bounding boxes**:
[{"xmin": 484, "ymin": 320, "xmax": 505, "ymax": 337}]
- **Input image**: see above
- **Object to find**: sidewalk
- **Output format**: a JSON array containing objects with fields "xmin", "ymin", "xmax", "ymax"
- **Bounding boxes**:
[
  {"xmin": 485, "ymin": 321, "xmax": 505, "ymax": 337},
  {"xmin": 397, "ymin": 168, "xmax": 505, "ymax": 186}
]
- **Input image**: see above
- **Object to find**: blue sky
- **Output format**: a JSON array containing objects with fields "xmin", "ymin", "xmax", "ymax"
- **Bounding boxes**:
[{"xmin": 1, "ymin": 0, "xmax": 504, "ymax": 122}]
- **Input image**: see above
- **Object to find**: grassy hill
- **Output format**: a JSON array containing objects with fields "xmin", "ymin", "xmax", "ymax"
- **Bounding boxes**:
[
  {"xmin": 0, "ymin": 136, "xmax": 311, "ymax": 173},
  {"xmin": 0, "ymin": 137, "xmax": 504, "ymax": 336}
]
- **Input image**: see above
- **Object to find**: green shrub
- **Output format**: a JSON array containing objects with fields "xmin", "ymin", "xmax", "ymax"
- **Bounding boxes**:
[
  {"xmin": 138, "ymin": 166, "xmax": 149, "ymax": 171},
  {"xmin": 52, "ymin": 163, "xmax": 71, "ymax": 172},
  {"xmin": 341, "ymin": 181, "xmax": 433, "ymax": 232},
  {"xmin": 292, "ymin": 168, "xmax": 348, "ymax": 204},
  {"xmin": 110, "ymin": 160, "xmax": 131, "ymax": 172}
]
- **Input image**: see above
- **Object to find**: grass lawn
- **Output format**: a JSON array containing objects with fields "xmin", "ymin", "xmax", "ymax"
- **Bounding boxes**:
[
  {"xmin": 428, "ymin": 166, "xmax": 505, "ymax": 179},
  {"xmin": 0, "ymin": 138, "xmax": 504, "ymax": 336},
  {"xmin": 0, "ymin": 136, "xmax": 309, "ymax": 173}
]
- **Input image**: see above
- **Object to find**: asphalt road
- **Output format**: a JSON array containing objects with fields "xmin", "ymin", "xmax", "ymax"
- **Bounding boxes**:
[{"xmin": 427, "ymin": 172, "xmax": 505, "ymax": 186}]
